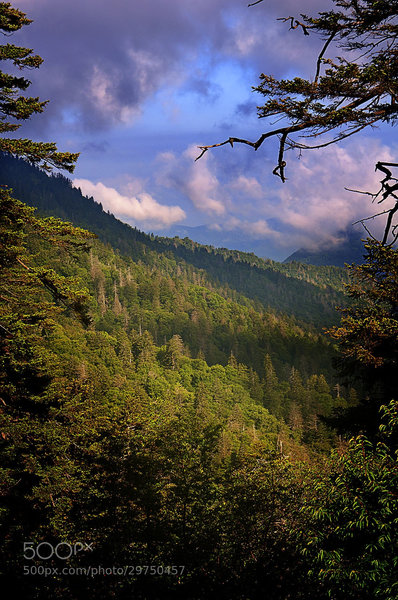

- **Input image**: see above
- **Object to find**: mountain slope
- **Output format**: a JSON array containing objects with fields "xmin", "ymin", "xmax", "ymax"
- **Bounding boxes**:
[
  {"xmin": 157, "ymin": 223, "xmax": 284, "ymax": 261},
  {"xmin": 284, "ymin": 228, "xmax": 366, "ymax": 267},
  {"xmin": 0, "ymin": 153, "xmax": 348, "ymax": 326},
  {"xmin": 1, "ymin": 185, "xmax": 340, "ymax": 600}
]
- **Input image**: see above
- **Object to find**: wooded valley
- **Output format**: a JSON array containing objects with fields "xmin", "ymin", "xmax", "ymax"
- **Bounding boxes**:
[{"xmin": 1, "ymin": 156, "xmax": 397, "ymax": 599}]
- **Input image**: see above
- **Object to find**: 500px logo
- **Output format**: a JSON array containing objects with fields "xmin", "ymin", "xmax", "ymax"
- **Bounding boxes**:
[{"xmin": 24, "ymin": 542, "xmax": 93, "ymax": 561}]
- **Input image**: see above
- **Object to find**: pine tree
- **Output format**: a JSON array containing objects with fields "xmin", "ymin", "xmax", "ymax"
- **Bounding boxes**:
[
  {"xmin": 328, "ymin": 240, "xmax": 398, "ymax": 434},
  {"xmin": 0, "ymin": 2, "xmax": 79, "ymax": 171}
]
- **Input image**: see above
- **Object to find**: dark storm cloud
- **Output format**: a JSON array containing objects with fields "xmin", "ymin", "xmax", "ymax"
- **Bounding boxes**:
[
  {"xmin": 183, "ymin": 77, "xmax": 223, "ymax": 102},
  {"xmin": 15, "ymin": 0, "xmax": 331, "ymax": 133},
  {"xmin": 15, "ymin": 0, "xmax": 231, "ymax": 131}
]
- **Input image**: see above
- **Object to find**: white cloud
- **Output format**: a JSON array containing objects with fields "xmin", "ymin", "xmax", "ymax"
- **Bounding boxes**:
[
  {"xmin": 213, "ymin": 216, "xmax": 281, "ymax": 240},
  {"xmin": 73, "ymin": 179, "xmax": 186, "ymax": 229},
  {"xmin": 242, "ymin": 219, "xmax": 277, "ymax": 238},
  {"xmin": 272, "ymin": 138, "xmax": 395, "ymax": 246},
  {"xmin": 184, "ymin": 148, "xmax": 226, "ymax": 215},
  {"xmin": 228, "ymin": 175, "xmax": 264, "ymax": 199},
  {"xmin": 152, "ymin": 136, "xmax": 396, "ymax": 250},
  {"xmin": 198, "ymin": 137, "xmax": 395, "ymax": 250},
  {"xmin": 158, "ymin": 145, "xmax": 227, "ymax": 216}
]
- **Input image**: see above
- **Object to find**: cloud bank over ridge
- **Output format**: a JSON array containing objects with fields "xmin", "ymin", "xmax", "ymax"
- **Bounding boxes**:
[{"xmin": 74, "ymin": 179, "xmax": 186, "ymax": 230}]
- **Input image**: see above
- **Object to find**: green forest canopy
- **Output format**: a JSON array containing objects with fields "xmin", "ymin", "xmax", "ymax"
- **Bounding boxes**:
[{"xmin": 0, "ymin": 1, "xmax": 397, "ymax": 598}]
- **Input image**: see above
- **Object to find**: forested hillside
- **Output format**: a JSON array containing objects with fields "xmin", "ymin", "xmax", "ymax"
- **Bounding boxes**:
[
  {"xmin": 2, "ymin": 184, "xmax": 397, "ymax": 600},
  {"xmin": 1, "ymin": 0, "xmax": 398, "ymax": 597},
  {"xmin": 0, "ymin": 154, "xmax": 349, "ymax": 327},
  {"xmin": 16, "ymin": 175, "xmax": 344, "ymax": 439},
  {"xmin": 0, "ymin": 184, "xmax": 344, "ymax": 599}
]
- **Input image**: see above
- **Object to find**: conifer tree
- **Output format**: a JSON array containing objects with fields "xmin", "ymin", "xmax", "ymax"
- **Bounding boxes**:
[
  {"xmin": 0, "ymin": 2, "xmax": 94, "ymax": 585},
  {"xmin": 328, "ymin": 239, "xmax": 398, "ymax": 433},
  {"xmin": 0, "ymin": 2, "xmax": 78, "ymax": 172}
]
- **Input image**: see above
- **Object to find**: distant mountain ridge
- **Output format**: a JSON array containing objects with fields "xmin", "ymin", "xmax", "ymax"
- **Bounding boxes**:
[
  {"xmin": 284, "ymin": 229, "xmax": 366, "ymax": 267},
  {"xmin": 157, "ymin": 224, "xmax": 285, "ymax": 262}
]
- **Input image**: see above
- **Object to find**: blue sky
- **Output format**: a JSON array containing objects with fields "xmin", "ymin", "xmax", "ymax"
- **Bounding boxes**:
[{"xmin": 13, "ymin": 0, "xmax": 397, "ymax": 260}]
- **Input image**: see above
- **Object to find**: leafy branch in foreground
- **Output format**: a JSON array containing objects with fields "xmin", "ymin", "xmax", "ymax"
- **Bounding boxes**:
[
  {"xmin": 301, "ymin": 400, "xmax": 398, "ymax": 600},
  {"xmin": 197, "ymin": 0, "xmax": 398, "ymax": 242}
]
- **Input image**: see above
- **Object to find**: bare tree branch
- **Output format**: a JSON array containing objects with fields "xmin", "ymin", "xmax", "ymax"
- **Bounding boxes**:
[
  {"xmin": 276, "ymin": 16, "xmax": 311, "ymax": 36},
  {"xmin": 314, "ymin": 31, "xmax": 338, "ymax": 83},
  {"xmin": 348, "ymin": 162, "xmax": 398, "ymax": 245}
]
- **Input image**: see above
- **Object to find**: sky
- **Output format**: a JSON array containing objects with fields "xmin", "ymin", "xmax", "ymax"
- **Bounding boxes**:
[{"xmin": 12, "ymin": 0, "xmax": 397, "ymax": 260}]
